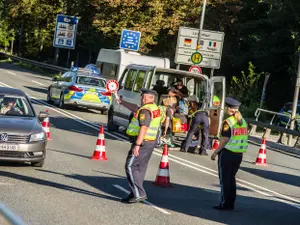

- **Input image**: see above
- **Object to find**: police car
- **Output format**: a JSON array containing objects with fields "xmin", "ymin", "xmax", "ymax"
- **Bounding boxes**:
[
  {"xmin": 276, "ymin": 102, "xmax": 300, "ymax": 130},
  {"xmin": 47, "ymin": 68, "xmax": 111, "ymax": 114}
]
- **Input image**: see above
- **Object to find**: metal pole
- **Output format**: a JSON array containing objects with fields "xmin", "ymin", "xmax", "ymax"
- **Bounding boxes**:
[
  {"xmin": 54, "ymin": 48, "xmax": 59, "ymax": 65},
  {"xmin": 288, "ymin": 54, "xmax": 300, "ymax": 146},
  {"xmin": 210, "ymin": 68, "xmax": 214, "ymax": 78},
  {"xmin": 197, "ymin": 0, "xmax": 207, "ymax": 51},
  {"xmin": 176, "ymin": 64, "xmax": 180, "ymax": 70},
  {"xmin": 66, "ymin": 50, "xmax": 71, "ymax": 68}
]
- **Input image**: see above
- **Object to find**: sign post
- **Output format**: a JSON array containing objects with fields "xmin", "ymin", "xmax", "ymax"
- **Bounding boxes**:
[
  {"xmin": 288, "ymin": 54, "xmax": 300, "ymax": 146},
  {"xmin": 53, "ymin": 14, "xmax": 78, "ymax": 65},
  {"xmin": 259, "ymin": 72, "xmax": 271, "ymax": 108}
]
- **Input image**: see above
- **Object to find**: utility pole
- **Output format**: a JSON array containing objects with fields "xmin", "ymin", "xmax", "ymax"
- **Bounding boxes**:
[{"xmin": 288, "ymin": 53, "xmax": 300, "ymax": 146}]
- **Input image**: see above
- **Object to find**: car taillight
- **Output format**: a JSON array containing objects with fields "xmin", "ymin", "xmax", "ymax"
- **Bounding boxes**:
[{"xmin": 68, "ymin": 86, "xmax": 83, "ymax": 92}]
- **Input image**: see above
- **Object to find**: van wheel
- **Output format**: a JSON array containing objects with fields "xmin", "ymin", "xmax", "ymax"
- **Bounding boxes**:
[
  {"xmin": 47, "ymin": 89, "xmax": 53, "ymax": 104},
  {"xmin": 107, "ymin": 107, "xmax": 118, "ymax": 132}
]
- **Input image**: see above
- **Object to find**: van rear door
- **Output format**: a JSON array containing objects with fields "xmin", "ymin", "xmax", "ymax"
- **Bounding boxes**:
[{"xmin": 209, "ymin": 76, "xmax": 226, "ymax": 137}]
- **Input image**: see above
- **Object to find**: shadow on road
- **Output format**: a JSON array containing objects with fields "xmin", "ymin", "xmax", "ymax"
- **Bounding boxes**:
[
  {"xmin": 0, "ymin": 170, "xmax": 120, "ymax": 202},
  {"xmin": 48, "ymin": 148, "xmax": 90, "ymax": 159},
  {"xmin": 240, "ymin": 166, "xmax": 300, "ymax": 188},
  {"xmin": 24, "ymin": 86, "xmax": 48, "ymax": 94},
  {"xmin": 16, "ymin": 169, "xmax": 298, "ymax": 225}
]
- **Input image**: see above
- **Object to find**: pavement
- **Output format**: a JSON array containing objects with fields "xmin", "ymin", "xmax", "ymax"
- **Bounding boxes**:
[{"xmin": 0, "ymin": 62, "xmax": 299, "ymax": 225}]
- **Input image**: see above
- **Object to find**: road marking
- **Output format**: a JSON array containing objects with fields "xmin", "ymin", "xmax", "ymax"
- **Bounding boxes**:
[
  {"xmin": 70, "ymin": 129, "xmax": 92, "ymax": 135},
  {"xmin": 113, "ymin": 184, "xmax": 171, "ymax": 215},
  {"xmin": 4, "ymin": 70, "xmax": 16, "ymax": 76},
  {"xmin": 0, "ymin": 79, "xmax": 300, "ymax": 210},
  {"xmin": 31, "ymin": 80, "xmax": 45, "ymax": 86}
]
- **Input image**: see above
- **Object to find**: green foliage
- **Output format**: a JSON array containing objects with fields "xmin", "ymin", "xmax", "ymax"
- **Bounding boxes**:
[{"xmin": 229, "ymin": 62, "xmax": 264, "ymax": 117}]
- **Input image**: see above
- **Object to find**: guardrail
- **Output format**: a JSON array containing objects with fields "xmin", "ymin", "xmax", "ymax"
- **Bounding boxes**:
[
  {"xmin": 246, "ymin": 108, "xmax": 300, "ymax": 147},
  {"xmin": 0, "ymin": 52, "xmax": 69, "ymax": 74},
  {"xmin": 0, "ymin": 203, "xmax": 26, "ymax": 225}
]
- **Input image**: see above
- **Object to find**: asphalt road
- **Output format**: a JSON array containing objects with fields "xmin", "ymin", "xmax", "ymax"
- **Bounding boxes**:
[{"xmin": 0, "ymin": 62, "xmax": 299, "ymax": 225}]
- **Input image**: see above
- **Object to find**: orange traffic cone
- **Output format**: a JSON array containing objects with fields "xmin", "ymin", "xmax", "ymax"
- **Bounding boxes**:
[
  {"xmin": 255, "ymin": 138, "xmax": 267, "ymax": 166},
  {"xmin": 91, "ymin": 125, "xmax": 107, "ymax": 161},
  {"xmin": 153, "ymin": 144, "xmax": 172, "ymax": 187},
  {"xmin": 42, "ymin": 110, "xmax": 52, "ymax": 140},
  {"xmin": 212, "ymin": 139, "xmax": 219, "ymax": 151}
]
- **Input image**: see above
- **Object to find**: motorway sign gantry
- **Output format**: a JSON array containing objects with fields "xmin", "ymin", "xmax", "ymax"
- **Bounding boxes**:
[
  {"xmin": 119, "ymin": 29, "xmax": 141, "ymax": 52},
  {"xmin": 175, "ymin": 26, "xmax": 225, "ymax": 69},
  {"xmin": 53, "ymin": 14, "xmax": 78, "ymax": 50}
]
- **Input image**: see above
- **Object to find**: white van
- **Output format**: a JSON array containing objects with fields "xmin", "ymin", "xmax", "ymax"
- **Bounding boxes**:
[
  {"xmin": 95, "ymin": 49, "xmax": 170, "ymax": 81},
  {"xmin": 107, "ymin": 64, "xmax": 226, "ymax": 138}
]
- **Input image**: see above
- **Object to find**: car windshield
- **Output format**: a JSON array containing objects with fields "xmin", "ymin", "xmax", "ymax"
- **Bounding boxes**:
[
  {"xmin": 0, "ymin": 95, "xmax": 35, "ymax": 117},
  {"xmin": 76, "ymin": 76, "xmax": 106, "ymax": 88}
]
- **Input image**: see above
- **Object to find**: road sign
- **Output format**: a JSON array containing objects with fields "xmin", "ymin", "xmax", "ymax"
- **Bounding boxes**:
[
  {"xmin": 191, "ymin": 52, "xmax": 203, "ymax": 64},
  {"xmin": 189, "ymin": 66, "xmax": 202, "ymax": 74},
  {"xmin": 119, "ymin": 29, "xmax": 141, "ymax": 51},
  {"xmin": 53, "ymin": 14, "xmax": 78, "ymax": 50},
  {"xmin": 175, "ymin": 27, "xmax": 225, "ymax": 69},
  {"xmin": 106, "ymin": 80, "xmax": 119, "ymax": 93}
]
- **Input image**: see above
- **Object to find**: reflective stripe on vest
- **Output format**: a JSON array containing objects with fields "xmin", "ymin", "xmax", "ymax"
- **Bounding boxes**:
[
  {"xmin": 191, "ymin": 109, "xmax": 205, "ymax": 117},
  {"xmin": 126, "ymin": 103, "xmax": 161, "ymax": 141},
  {"xmin": 224, "ymin": 116, "xmax": 248, "ymax": 153}
]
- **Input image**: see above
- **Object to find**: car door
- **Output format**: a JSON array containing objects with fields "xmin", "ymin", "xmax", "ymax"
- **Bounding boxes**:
[
  {"xmin": 209, "ymin": 76, "xmax": 226, "ymax": 137},
  {"xmin": 57, "ymin": 72, "xmax": 75, "ymax": 97}
]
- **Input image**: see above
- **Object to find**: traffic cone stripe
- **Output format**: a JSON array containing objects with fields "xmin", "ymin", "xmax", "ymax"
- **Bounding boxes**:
[
  {"xmin": 98, "ymin": 134, "xmax": 104, "ymax": 139},
  {"xmin": 157, "ymin": 169, "xmax": 169, "ymax": 177},
  {"xmin": 95, "ymin": 145, "xmax": 105, "ymax": 151},
  {"xmin": 41, "ymin": 114, "xmax": 52, "ymax": 141},
  {"xmin": 161, "ymin": 155, "xmax": 169, "ymax": 163},
  {"xmin": 261, "ymin": 144, "xmax": 266, "ymax": 149}
]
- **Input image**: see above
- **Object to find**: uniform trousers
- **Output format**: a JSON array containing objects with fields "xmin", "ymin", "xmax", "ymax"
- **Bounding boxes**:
[
  {"xmin": 218, "ymin": 149, "xmax": 243, "ymax": 208},
  {"xmin": 125, "ymin": 141, "xmax": 155, "ymax": 198}
]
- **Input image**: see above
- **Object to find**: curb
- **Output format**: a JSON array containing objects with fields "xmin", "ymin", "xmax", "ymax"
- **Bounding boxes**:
[{"xmin": 249, "ymin": 136, "xmax": 300, "ymax": 157}]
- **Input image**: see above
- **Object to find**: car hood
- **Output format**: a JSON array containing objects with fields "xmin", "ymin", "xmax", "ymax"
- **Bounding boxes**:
[{"xmin": 0, "ymin": 116, "xmax": 43, "ymax": 135}]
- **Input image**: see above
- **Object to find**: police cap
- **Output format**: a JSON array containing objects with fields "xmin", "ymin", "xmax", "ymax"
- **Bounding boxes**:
[
  {"xmin": 140, "ymin": 88, "xmax": 157, "ymax": 96},
  {"xmin": 225, "ymin": 97, "xmax": 241, "ymax": 109}
]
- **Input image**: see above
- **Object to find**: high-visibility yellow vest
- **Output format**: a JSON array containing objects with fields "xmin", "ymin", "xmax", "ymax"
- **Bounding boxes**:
[
  {"xmin": 224, "ymin": 116, "xmax": 248, "ymax": 153},
  {"xmin": 126, "ymin": 103, "xmax": 161, "ymax": 141}
]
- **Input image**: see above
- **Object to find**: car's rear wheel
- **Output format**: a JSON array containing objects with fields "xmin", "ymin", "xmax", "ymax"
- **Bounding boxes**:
[
  {"xmin": 107, "ymin": 107, "xmax": 118, "ymax": 131},
  {"xmin": 31, "ymin": 159, "xmax": 45, "ymax": 167},
  {"xmin": 47, "ymin": 89, "xmax": 53, "ymax": 104},
  {"xmin": 58, "ymin": 93, "xmax": 64, "ymax": 108}
]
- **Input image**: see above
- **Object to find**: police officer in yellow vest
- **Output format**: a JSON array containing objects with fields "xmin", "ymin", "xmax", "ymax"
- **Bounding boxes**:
[
  {"xmin": 116, "ymin": 88, "xmax": 161, "ymax": 203},
  {"xmin": 211, "ymin": 97, "xmax": 248, "ymax": 210}
]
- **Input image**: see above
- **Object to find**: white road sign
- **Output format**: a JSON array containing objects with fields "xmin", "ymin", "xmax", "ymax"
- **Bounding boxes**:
[{"xmin": 175, "ymin": 26, "xmax": 225, "ymax": 69}]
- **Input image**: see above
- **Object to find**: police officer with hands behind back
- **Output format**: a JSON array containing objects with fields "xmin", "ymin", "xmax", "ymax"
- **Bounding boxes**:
[
  {"xmin": 211, "ymin": 97, "xmax": 248, "ymax": 211},
  {"xmin": 115, "ymin": 88, "xmax": 161, "ymax": 203}
]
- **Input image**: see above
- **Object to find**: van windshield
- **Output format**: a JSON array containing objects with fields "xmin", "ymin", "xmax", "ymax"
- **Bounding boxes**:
[{"xmin": 145, "ymin": 71, "xmax": 207, "ymax": 104}]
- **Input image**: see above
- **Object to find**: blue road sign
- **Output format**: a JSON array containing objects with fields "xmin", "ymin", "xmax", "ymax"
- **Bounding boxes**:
[
  {"xmin": 53, "ymin": 14, "xmax": 78, "ymax": 50},
  {"xmin": 119, "ymin": 29, "xmax": 141, "ymax": 51}
]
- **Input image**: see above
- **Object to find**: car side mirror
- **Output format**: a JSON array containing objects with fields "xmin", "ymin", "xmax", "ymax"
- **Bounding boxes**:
[
  {"xmin": 38, "ymin": 111, "xmax": 49, "ymax": 121},
  {"xmin": 52, "ymin": 77, "xmax": 59, "ymax": 82}
]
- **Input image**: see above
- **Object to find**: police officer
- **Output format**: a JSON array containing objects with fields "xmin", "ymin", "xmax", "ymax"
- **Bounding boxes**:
[
  {"xmin": 211, "ymin": 97, "xmax": 248, "ymax": 210},
  {"xmin": 116, "ymin": 88, "xmax": 161, "ymax": 203},
  {"xmin": 181, "ymin": 95, "xmax": 209, "ymax": 155}
]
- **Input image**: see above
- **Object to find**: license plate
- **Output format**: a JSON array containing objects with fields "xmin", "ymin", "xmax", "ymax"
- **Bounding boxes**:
[{"xmin": 0, "ymin": 144, "xmax": 18, "ymax": 151}]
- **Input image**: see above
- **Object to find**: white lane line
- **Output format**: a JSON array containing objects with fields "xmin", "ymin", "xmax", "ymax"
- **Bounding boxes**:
[
  {"xmin": 4, "ymin": 70, "xmax": 16, "ymax": 76},
  {"xmin": 0, "ymin": 79, "xmax": 299, "ymax": 210},
  {"xmin": 70, "ymin": 129, "xmax": 92, "ymax": 135},
  {"xmin": 31, "ymin": 80, "xmax": 45, "ymax": 86},
  {"xmin": 113, "ymin": 184, "xmax": 171, "ymax": 215}
]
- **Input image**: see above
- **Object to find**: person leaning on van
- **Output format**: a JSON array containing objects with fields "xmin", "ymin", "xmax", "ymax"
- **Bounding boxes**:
[{"xmin": 211, "ymin": 97, "xmax": 248, "ymax": 211}]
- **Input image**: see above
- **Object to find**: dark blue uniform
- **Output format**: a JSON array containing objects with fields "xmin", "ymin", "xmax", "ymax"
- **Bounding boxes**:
[{"xmin": 181, "ymin": 110, "xmax": 209, "ymax": 155}]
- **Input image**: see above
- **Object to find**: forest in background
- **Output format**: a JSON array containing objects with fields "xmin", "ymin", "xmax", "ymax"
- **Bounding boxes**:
[{"xmin": 0, "ymin": 0, "xmax": 300, "ymax": 114}]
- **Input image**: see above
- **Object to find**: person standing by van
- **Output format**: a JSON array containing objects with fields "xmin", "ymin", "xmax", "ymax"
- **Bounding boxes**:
[
  {"xmin": 116, "ymin": 88, "xmax": 161, "ymax": 203},
  {"xmin": 211, "ymin": 97, "xmax": 248, "ymax": 210}
]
